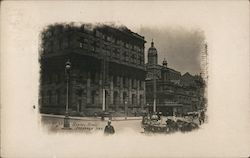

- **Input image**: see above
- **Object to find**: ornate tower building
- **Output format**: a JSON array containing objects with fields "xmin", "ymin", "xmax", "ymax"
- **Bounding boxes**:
[{"xmin": 147, "ymin": 40, "xmax": 158, "ymax": 65}]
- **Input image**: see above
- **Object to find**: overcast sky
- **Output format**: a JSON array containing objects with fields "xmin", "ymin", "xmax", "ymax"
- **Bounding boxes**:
[{"xmin": 139, "ymin": 26, "xmax": 205, "ymax": 75}]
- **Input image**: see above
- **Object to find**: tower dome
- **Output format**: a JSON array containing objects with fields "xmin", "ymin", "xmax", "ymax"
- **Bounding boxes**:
[{"xmin": 148, "ymin": 39, "xmax": 158, "ymax": 65}]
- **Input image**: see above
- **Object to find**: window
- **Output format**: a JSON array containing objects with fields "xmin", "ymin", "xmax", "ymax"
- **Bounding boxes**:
[
  {"xmin": 132, "ymin": 94, "xmax": 136, "ymax": 105},
  {"xmin": 56, "ymin": 90, "xmax": 61, "ymax": 105},
  {"xmin": 132, "ymin": 79, "xmax": 137, "ymax": 89},
  {"xmin": 66, "ymin": 36, "xmax": 70, "ymax": 48},
  {"xmin": 107, "ymin": 36, "xmax": 111, "ymax": 42},
  {"xmin": 123, "ymin": 77, "xmax": 126, "ymax": 87},
  {"xmin": 48, "ymin": 75, "xmax": 52, "ymax": 84},
  {"xmin": 140, "ymin": 81, "xmax": 144, "ymax": 90},
  {"xmin": 139, "ymin": 95, "xmax": 143, "ymax": 106},
  {"xmin": 48, "ymin": 41, "xmax": 54, "ymax": 53},
  {"xmin": 78, "ymin": 75, "xmax": 83, "ymax": 83},
  {"xmin": 95, "ymin": 30, "xmax": 101, "ymax": 38},
  {"xmin": 91, "ymin": 91, "xmax": 96, "ymax": 104},
  {"xmin": 93, "ymin": 41, "xmax": 97, "ymax": 51},
  {"xmin": 58, "ymin": 38, "xmax": 62, "ymax": 50},
  {"xmin": 91, "ymin": 73, "xmax": 95, "ymax": 83},
  {"xmin": 123, "ymin": 77, "xmax": 129, "ymax": 88},
  {"xmin": 113, "ymin": 76, "xmax": 117, "ymax": 86},
  {"xmin": 123, "ymin": 92, "xmax": 127, "ymax": 103},
  {"xmin": 47, "ymin": 90, "xmax": 52, "ymax": 104},
  {"xmin": 79, "ymin": 42, "xmax": 83, "ymax": 48},
  {"xmin": 113, "ymin": 91, "xmax": 119, "ymax": 105}
]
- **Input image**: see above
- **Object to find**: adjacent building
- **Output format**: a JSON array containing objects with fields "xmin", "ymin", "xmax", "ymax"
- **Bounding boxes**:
[
  {"xmin": 39, "ymin": 24, "xmax": 146, "ymax": 116},
  {"xmin": 145, "ymin": 40, "xmax": 206, "ymax": 116}
]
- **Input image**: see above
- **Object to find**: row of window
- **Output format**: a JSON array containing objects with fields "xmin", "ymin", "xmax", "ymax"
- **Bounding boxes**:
[
  {"xmin": 161, "ymin": 72, "xmax": 181, "ymax": 81},
  {"xmin": 146, "ymin": 85, "xmax": 198, "ymax": 97},
  {"xmin": 90, "ymin": 90, "xmax": 144, "ymax": 105},
  {"xmin": 42, "ymin": 89, "xmax": 144, "ymax": 106},
  {"xmin": 45, "ymin": 26, "xmax": 143, "ymax": 50},
  {"xmin": 78, "ymin": 42, "xmax": 144, "ymax": 65},
  {"xmin": 91, "ymin": 30, "xmax": 144, "ymax": 52},
  {"xmin": 79, "ymin": 40, "xmax": 144, "ymax": 64},
  {"xmin": 43, "ymin": 73, "xmax": 144, "ymax": 90},
  {"xmin": 41, "ymin": 89, "xmax": 66, "ymax": 105},
  {"xmin": 44, "ymin": 31, "xmax": 144, "ymax": 53}
]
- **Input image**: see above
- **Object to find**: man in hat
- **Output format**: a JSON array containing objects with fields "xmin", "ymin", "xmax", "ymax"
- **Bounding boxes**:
[{"xmin": 104, "ymin": 120, "xmax": 115, "ymax": 135}]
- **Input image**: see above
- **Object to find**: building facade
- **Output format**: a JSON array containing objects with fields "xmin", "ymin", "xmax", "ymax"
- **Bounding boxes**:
[
  {"xmin": 39, "ymin": 24, "xmax": 146, "ymax": 116},
  {"xmin": 145, "ymin": 41, "xmax": 206, "ymax": 116}
]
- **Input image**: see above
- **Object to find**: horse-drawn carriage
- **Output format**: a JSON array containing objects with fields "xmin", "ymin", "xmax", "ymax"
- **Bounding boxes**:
[{"xmin": 142, "ymin": 114, "xmax": 199, "ymax": 133}]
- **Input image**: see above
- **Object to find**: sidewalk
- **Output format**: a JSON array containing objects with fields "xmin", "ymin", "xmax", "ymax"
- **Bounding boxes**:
[{"xmin": 41, "ymin": 114, "xmax": 142, "ymax": 121}]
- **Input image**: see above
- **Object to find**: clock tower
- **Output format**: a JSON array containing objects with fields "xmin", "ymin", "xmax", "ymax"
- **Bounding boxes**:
[
  {"xmin": 148, "ymin": 39, "xmax": 158, "ymax": 65},
  {"xmin": 146, "ymin": 39, "xmax": 159, "ymax": 113}
]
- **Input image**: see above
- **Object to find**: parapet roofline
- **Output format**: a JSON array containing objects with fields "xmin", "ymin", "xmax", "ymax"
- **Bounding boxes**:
[
  {"xmin": 45, "ymin": 23, "xmax": 146, "ymax": 43},
  {"xmin": 96, "ymin": 24, "xmax": 146, "ymax": 42}
]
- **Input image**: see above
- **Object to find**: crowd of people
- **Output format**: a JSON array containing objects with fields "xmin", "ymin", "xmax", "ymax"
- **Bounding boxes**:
[{"xmin": 103, "ymin": 111, "xmax": 205, "ymax": 134}]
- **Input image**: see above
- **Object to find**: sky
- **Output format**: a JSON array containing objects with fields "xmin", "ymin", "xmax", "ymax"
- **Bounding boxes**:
[{"xmin": 139, "ymin": 26, "xmax": 205, "ymax": 75}]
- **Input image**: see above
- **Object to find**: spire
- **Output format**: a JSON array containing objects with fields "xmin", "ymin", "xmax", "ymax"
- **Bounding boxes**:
[{"xmin": 151, "ymin": 38, "xmax": 154, "ymax": 47}]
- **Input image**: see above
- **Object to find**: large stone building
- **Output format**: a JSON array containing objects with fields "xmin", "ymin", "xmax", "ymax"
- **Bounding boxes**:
[
  {"xmin": 145, "ymin": 41, "xmax": 206, "ymax": 116},
  {"xmin": 39, "ymin": 24, "xmax": 146, "ymax": 116}
]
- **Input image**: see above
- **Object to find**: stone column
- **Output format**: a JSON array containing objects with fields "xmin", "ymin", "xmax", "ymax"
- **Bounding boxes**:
[
  {"xmin": 137, "ymin": 80, "xmax": 140, "ymax": 106},
  {"xmin": 117, "ymin": 76, "xmax": 120, "ymax": 88},
  {"xmin": 128, "ymin": 78, "xmax": 132, "ymax": 105},
  {"xmin": 142, "ymin": 81, "xmax": 146, "ymax": 108},
  {"xmin": 110, "ymin": 75, "xmax": 114, "ymax": 108},
  {"xmin": 86, "ymin": 72, "xmax": 91, "ymax": 104},
  {"xmin": 120, "ymin": 90, "xmax": 123, "ymax": 109},
  {"xmin": 120, "ymin": 76, "xmax": 123, "ymax": 89},
  {"xmin": 99, "ymin": 73, "xmax": 103, "ymax": 108}
]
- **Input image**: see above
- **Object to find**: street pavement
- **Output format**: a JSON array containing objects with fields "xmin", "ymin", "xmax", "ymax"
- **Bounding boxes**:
[
  {"xmin": 41, "ymin": 114, "xmax": 144, "ymax": 134},
  {"xmin": 41, "ymin": 114, "xmax": 201, "ymax": 134}
]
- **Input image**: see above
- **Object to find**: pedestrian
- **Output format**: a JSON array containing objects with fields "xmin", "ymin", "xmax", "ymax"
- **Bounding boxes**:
[{"xmin": 104, "ymin": 120, "xmax": 115, "ymax": 135}]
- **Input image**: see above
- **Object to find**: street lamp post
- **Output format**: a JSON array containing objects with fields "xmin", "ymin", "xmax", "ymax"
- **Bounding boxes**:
[{"xmin": 63, "ymin": 60, "xmax": 71, "ymax": 129}]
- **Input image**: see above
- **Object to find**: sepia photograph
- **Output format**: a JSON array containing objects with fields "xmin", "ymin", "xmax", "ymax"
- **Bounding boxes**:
[
  {"xmin": 39, "ymin": 23, "xmax": 207, "ymax": 134},
  {"xmin": 1, "ymin": 1, "xmax": 249, "ymax": 157}
]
